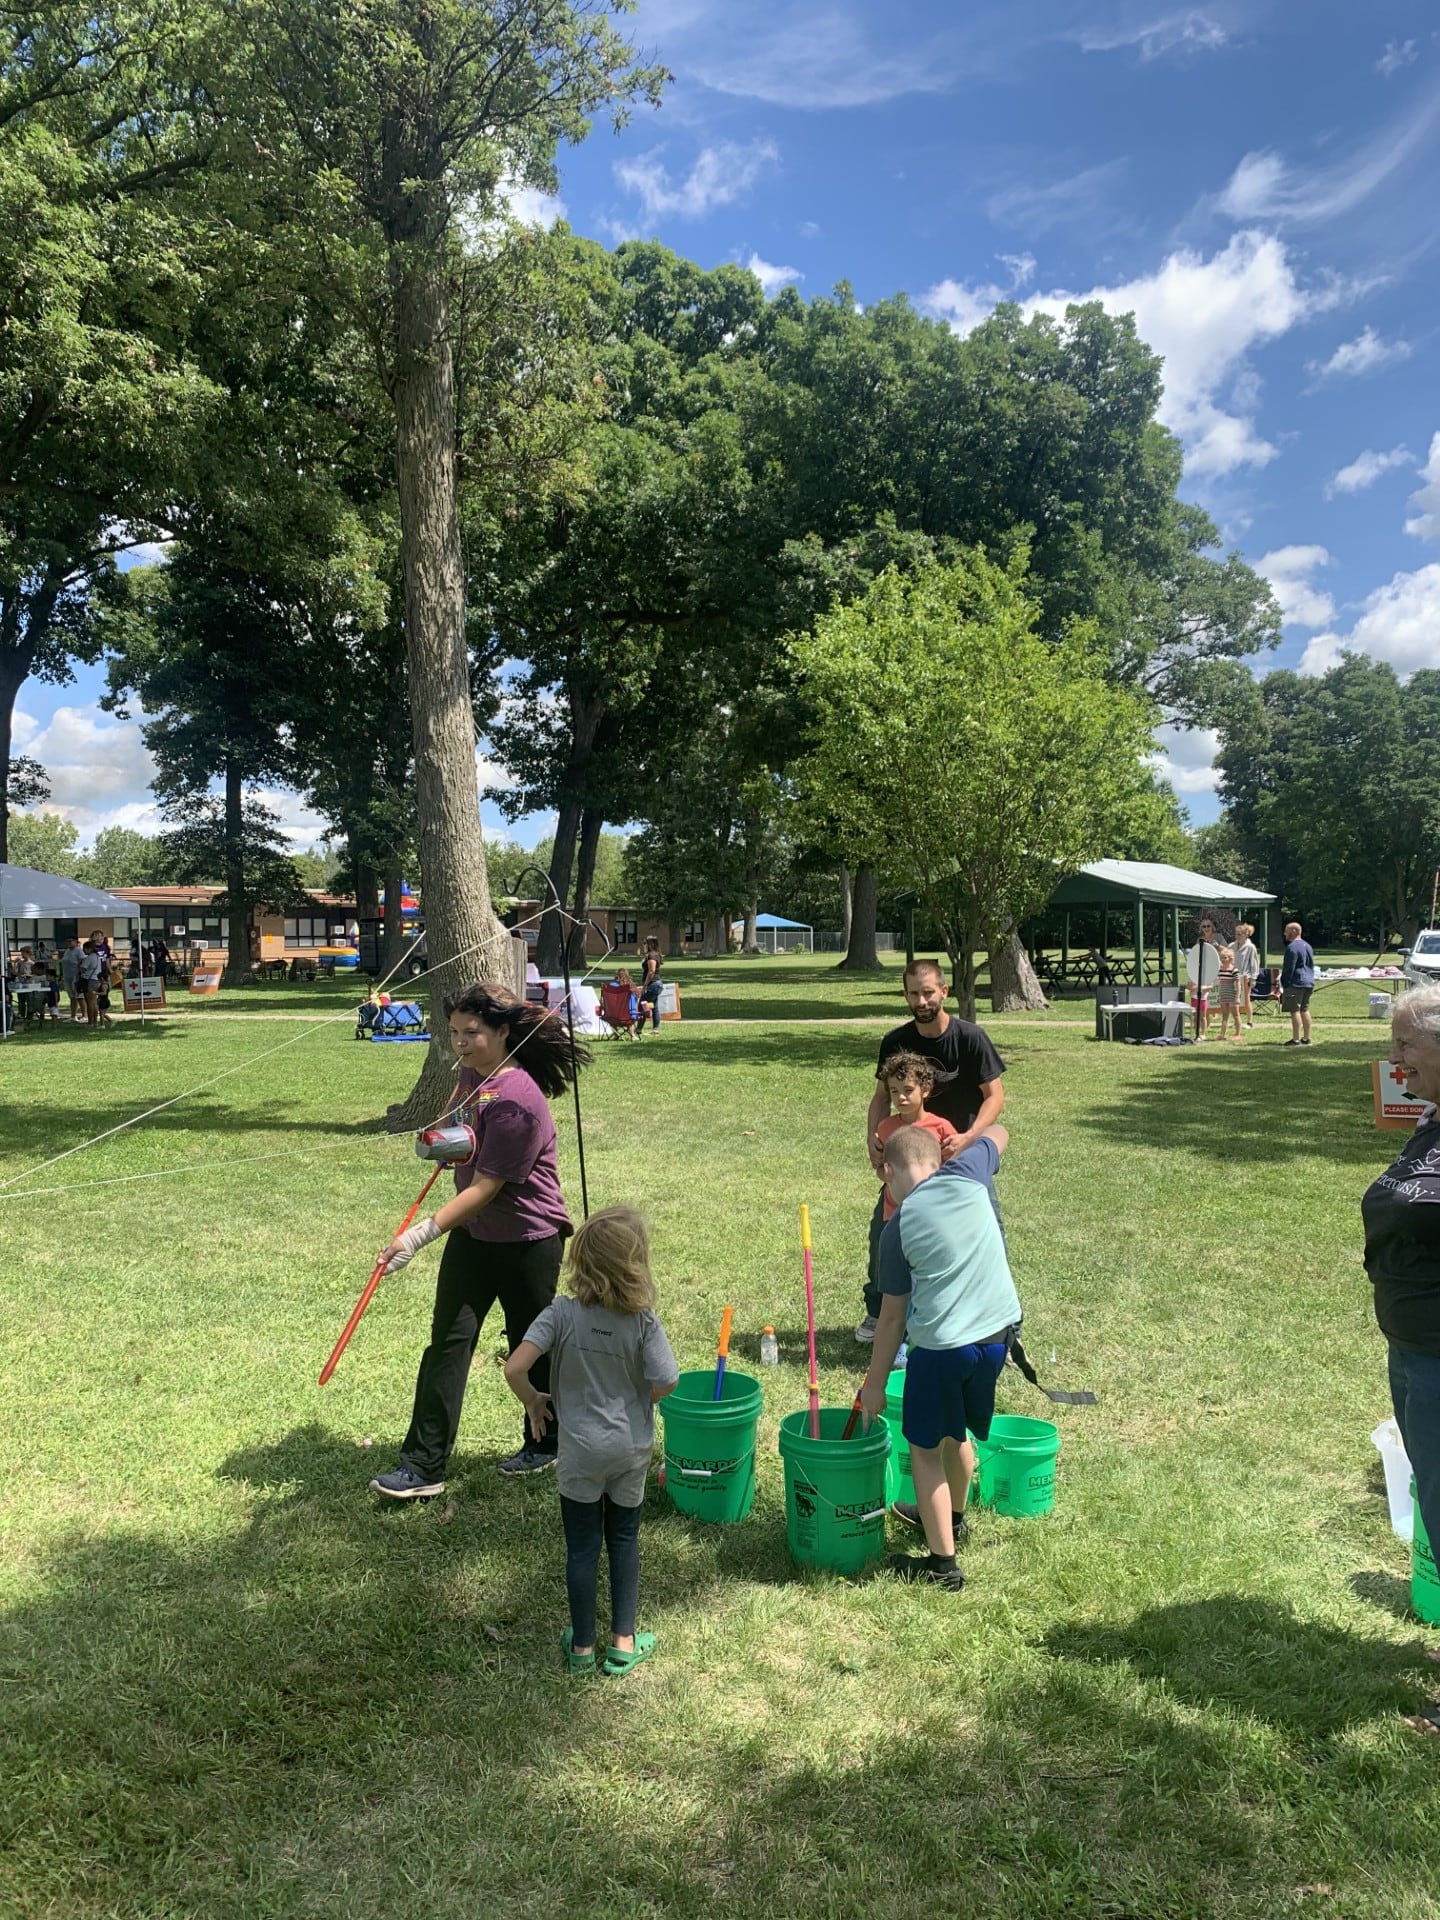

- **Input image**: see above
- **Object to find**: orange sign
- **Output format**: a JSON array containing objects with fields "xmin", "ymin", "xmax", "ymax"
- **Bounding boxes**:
[
  {"xmin": 1373, "ymin": 1060, "xmax": 1428, "ymax": 1131},
  {"xmin": 189, "ymin": 967, "xmax": 222, "ymax": 997}
]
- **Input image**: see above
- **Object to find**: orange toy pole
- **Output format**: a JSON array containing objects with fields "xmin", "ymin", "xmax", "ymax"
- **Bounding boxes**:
[
  {"xmin": 841, "ymin": 1391, "xmax": 864, "ymax": 1441},
  {"xmin": 318, "ymin": 1167, "xmax": 442, "ymax": 1385},
  {"xmin": 713, "ymin": 1304, "xmax": 734, "ymax": 1399}
]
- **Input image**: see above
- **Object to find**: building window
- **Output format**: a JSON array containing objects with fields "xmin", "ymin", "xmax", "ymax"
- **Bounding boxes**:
[
  {"xmin": 185, "ymin": 913, "xmax": 229, "ymax": 947},
  {"xmin": 683, "ymin": 919, "xmax": 705, "ymax": 945},
  {"xmin": 613, "ymin": 915, "xmax": 638, "ymax": 946},
  {"xmin": 283, "ymin": 915, "xmax": 331, "ymax": 950}
]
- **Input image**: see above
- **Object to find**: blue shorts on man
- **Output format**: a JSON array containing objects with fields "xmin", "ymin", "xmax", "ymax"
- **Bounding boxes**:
[{"xmin": 863, "ymin": 1128, "xmax": 1022, "ymax": 1588}]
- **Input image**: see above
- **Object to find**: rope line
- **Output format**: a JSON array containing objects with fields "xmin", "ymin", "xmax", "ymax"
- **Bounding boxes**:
[{"xmin": 0, "ymin": 900, "xmax": 619, "ymax": 1198}]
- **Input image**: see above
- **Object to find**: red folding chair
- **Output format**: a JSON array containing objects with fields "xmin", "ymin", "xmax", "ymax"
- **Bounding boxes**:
[{"xmin": 598, "ymin": 981, "xmax": 639, "ymax": 1039}]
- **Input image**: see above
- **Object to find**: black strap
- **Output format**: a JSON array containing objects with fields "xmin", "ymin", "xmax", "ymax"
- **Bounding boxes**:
[{"xmin": 1007, "ymin": 1331, "xmax": 1097, "ymax": 1406}]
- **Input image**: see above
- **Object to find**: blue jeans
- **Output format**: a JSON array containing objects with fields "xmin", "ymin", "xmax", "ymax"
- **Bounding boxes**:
[
  {"xmin": 1388, "ymin": 1344, "xmax": 1440, "ymax": 1558},
  {"xmin": 559, "ymin": 1493, "xmax": 642, "ymax": 1647}
]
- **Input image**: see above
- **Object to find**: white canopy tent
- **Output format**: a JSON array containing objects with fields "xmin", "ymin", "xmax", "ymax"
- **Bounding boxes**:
[{"xmin": 0, "ymin": 864, "xmax": 146, "ymax": 1037}]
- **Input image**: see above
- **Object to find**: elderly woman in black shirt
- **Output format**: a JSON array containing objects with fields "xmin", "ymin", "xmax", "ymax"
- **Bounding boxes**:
[{"xmin": 1364, "ymin": 982, "xmax": 1440, "ymax": 1735}]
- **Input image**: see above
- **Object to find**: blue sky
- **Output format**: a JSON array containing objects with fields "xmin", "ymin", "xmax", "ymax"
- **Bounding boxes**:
[{"xmin": 21, "ymin": 0, "xmax": 1439, "ymax": 846}]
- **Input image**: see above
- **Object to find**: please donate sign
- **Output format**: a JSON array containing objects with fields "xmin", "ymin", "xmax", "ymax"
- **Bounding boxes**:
[{"xmin": 1373, "ymin": 1060, "xmax": 1429, "ymax": 1131}]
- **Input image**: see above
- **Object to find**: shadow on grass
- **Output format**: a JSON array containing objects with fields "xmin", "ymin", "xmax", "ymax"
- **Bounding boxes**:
[
  {"xmin": 1076, "ymin": 1039, "xmax": 1389, "ymax": 1167},
  {"xmin": 5, "ymin": 1459, "xmax": 1436, "ymax": 1920},
  {"xmin": 1044, "ymin": 1594, "xmax": 1419, "ymax": 1739},
  {"xmin": 0, "ymin": 1094, "xmax": 380, "ymax": 1161},
  {"xmin": 6, "ymin": 1431, "xmax": 1440, "ymax": 1919}
]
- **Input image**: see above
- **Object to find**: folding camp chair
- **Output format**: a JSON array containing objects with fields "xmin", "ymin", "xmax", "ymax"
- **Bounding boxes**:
[{"xmin": 598, "ymin": 981, "xmax": 640, "ymax": 1039}]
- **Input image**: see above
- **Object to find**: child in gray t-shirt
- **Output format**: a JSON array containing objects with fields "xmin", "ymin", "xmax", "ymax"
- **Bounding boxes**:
[{"xmin": 506, "ymin": 1206, "xmax": 678, "ymax": 1678}]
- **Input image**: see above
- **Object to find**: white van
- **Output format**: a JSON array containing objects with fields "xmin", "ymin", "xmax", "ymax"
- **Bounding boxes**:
[{"xmin": 1401, "ymin": 930, "xmax": 1440, "ymax": 988}]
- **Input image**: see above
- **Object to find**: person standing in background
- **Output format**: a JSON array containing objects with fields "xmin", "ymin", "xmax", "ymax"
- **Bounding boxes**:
[
  {"xmin": 1280, "ymin": 919, "xmax": 1316, "ymax": 1047},
  {"xmin": 1232, "ymin": 922, "xmax": 1260, "ymax": 1028}
]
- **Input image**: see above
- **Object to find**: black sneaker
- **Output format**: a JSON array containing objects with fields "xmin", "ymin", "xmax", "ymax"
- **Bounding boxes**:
[
  {"xmin": 892, "ymin": 1500, "xmax": 970, "ymax": 1544},
  {"xmin": 496, "ymin": 1446, "xmax": 557, "ymax": 1477},
  {"xmin": 369, "ymin": 1464, "xmax": 445, "ymax": 1500},
  {"xmin": 886, "ymin": 1552, "xmax": 966, "ymax": 1592}
]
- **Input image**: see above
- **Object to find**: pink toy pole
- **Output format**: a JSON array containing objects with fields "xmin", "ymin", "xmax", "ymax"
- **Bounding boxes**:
[
  {"xmin": 800, "ymin": 1204, "xmax": 820, "ymax": 1438},
  {"xmin": 319, "ymin": 1167, "xmax": 442, "ymax": 1385}
]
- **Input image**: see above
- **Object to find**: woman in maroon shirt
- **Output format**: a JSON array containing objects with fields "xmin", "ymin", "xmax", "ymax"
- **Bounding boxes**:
[{"xmin": 369, "ymin": 983, "xmax": 590, "ymax": 1500}]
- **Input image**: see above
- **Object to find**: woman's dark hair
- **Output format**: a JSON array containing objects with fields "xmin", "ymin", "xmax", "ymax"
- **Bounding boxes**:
[{"xmin": 442, "ymin": 982, "xmax": 591, "ymax": 1098}]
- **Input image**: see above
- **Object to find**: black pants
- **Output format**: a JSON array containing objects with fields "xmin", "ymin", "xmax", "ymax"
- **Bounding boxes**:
[
  {"xmin": 560, "ymin": 1493, "xmax": 642, "ymax": 1647},
  {"xmin": 399, "ymin": 1229, "xmax": 563, "ymax": 1478},
  {"xmin": 863, "ymin": 1188, "xmax": 885, "ymax": 1320}
]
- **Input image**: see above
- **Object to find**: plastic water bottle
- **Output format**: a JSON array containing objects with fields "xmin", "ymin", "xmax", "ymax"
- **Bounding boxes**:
[
  {"xmin": 759, "ymin": 1327, "xmax": 778, "ymax": 1367},
  {"xmin": 894, "ymin": 1341, "xmax": 908, "ymax": 1369}
]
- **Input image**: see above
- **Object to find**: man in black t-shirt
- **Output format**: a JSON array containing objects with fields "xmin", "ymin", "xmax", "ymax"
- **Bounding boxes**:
[{"xmin": 857, "ymin": 958, "xmax": 1006, "ymax": 1340}]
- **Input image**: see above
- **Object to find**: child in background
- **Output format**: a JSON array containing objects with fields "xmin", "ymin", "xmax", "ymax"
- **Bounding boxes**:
[
  {"xmin": 609, "ymin": 968, "xmax": 644, "ymax": 1039},
  {"xmin": 873, "ymin": 1052, "xmax": 962, "ymax": 1220},
  {"xmin": 505, "ymin": 1207, "xmax": 678, "ymax": 1676},
  {"xmin": 1214, "ymin": 945, "xmax": 1240, "ymax": 1040}
]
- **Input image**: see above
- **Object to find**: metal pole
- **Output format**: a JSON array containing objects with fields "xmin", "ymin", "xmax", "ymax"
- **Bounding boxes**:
[{"xmin": 1133, "ymin": 899, "xmax": 1143, "ymax": 985}]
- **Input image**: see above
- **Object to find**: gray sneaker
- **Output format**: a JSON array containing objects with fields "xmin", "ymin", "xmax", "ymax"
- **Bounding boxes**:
[
  {"xmin": 369, "ymin": 1464, "xmax": 444, "ymax": 1500},
  {"xmin": 854, "ymin": 1314, "xmax": 879, "ymax": 1344},
  {"xmin": 496, "ymin": 1446, "xmax": 557, "ymax": 1477}
]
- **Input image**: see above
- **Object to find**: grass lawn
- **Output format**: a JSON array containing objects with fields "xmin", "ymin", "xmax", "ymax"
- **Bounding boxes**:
[{"xmin": 2, "ymin": 965, "xmax": 1437, "ymax": 1919}]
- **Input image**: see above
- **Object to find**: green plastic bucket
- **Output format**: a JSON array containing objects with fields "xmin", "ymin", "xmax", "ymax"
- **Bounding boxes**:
[
  {"xmin": 974, "ymin": 1414, "xmax": 1059, "ymax": 1518},
  {"xmin": 778, "ymin": 1408, "xmax": 892, "ymax": 1574},
  {"xmin": 657, "ymin": 1370, "xmax": 762, "ymax": 1524},
  {"xmin": 884, "ymin": 1370, "xmax": 914, "ymax": 1506},
  {"xmin": 1413, "ymin": 1479, "xmax": 1440, "ymax": 1627}
]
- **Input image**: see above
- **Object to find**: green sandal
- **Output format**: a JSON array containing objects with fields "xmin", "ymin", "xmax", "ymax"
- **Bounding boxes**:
[
  {"xmin": 561, "ymin": 1628, "xmax": 596, "ymax": 1675},
  {"xmin": 602, "ymin": 1632, "xmax": 656, "ymax": 1678}
]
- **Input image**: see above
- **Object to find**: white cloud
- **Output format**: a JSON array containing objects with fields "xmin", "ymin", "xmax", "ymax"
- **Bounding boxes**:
[
  {"xmin": 502, "ymin": 181, "xmax": 567, "ymax": 230},
  {"xmin": 1215, "ymin": 93, "xmax": 1440, "ymax": 224},
  {"xmin": 1076, "ymin": 11, "xmax": 1228, "ymax": 59},
  {"xmin": 1326, "ymin": 445, "xmax": 1413, "ymax": 497},
  {"xmin": 986, "ymin": 160, "xmax": 1130, "ymax": 236},
  {"xmin": 684, "ymin": 8, "xmax": 970, "ymax": 108},
  {"xmin": 1255, "ymin": 546, "xmax": 1336, "ymax": 627},
  {"xmin": 1300, "ymin": 563, "xmax": 1440, "ymax": 677},
  {"xmin": 744, "ymin": 252, "xmax": 802, "ymax": 297},
  {"xmin": 18, "ymin": 706, "xmax": 158, "ymax": 835},
  {"xmin": 1404, "ymin": 433, "xmax": 1440, "ymax": 539},
  {"xmin": 1377, "ymin": 38, "xmax": 1419, "ymax": 78},
  {"xmin": 799, "ymin": 220, "xmax": 822, "ymax": 239},
  {"xmin": 923, "ymin": 230, "xmax": 1330, "ymax": 477},
  {"xmin": 615, "ymin": 139, "xmax": 778, "ymax": 221},
  {"xmin": 1150, "ymin": 722, "xmax": 1221, "ymax": 796},
  {"xmin": 1308, "ymin": 326, "xmax": 1411, "ymax": 380}
]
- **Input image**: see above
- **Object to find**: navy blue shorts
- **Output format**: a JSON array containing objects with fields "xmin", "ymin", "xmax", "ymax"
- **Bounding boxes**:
[{"xmin": 902, "ymin": 1342, "xmax": 1008, "ymax": 1449}]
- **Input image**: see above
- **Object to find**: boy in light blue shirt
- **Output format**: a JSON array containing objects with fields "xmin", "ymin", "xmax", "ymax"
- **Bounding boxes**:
[{"xmin": 859, "ymin": 1122, "xmax": 1020, "ymax": 1590}]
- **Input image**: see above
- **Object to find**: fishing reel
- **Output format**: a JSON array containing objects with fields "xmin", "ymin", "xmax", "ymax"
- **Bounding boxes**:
[{"xmin": 414, "ymin": 1123, "xmax": 477, "ymax": 1165}]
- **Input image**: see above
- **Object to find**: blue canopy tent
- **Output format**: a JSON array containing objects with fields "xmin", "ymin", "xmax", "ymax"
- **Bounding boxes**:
[{"xmin": 752, "ymin": 912, "xmax": 813, "ymax": 955}]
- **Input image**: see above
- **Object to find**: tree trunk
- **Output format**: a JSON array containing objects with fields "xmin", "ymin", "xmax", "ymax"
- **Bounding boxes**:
[
  {"xmin": 838, "ymin": 862, "xmax": 853, "ymax": 949},
  {"xmin": 354, "ymin": 856, "xmax": 379, "ymax": 925},
  {"xmin": 221, "ymin": 758, "xmax": 250, "ymax": 985},
  {"xmin": 387, "ymin": 248, "xmax": 511, "ymax": 1130},
  {"xmin": 665, "ymin": 917, "xmax": 683, "ymax": 956},
  {"xmin": 380, "ymin": 854, "xmax": 407, "ymax": 976},
  {"xmin": 950, "ymin": 945, "xmax": 980, "ymax": 1024},
  {"xmin": 836, "ymin": 864, "xmax": 882, "ymax": 969},
  {"xmin": 741, "ymin": 904, "xmax": 759, "ymax": 952},
  {"xmin": 989, "ymin": 931, "xmax": 1049, "ymax": 1012},
  {"xmin": 536, "ymin": 689, "xmax": 603, "ymax": 974},
  {"xmin": 0, "ymin": 605, "xmax": 34, "ymax": 867},
  {"xmin": 567, "ymin": 804, "xmax": 603, "ymax": 970}
]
